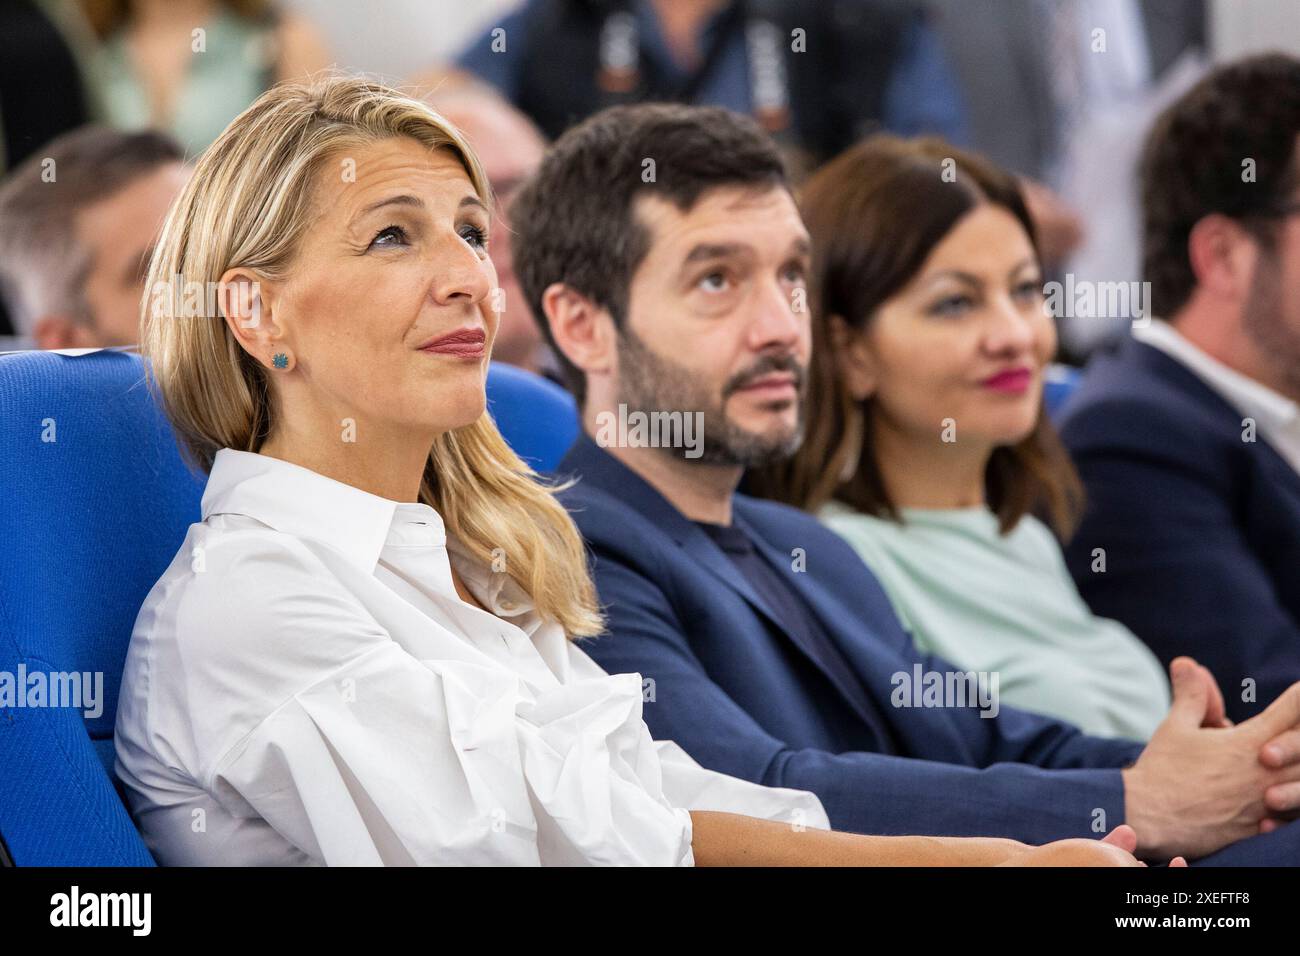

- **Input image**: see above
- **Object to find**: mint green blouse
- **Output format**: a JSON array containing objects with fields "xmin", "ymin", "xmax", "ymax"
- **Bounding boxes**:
[
  {"xmin": 820, "ymin": 501, "xmax": 1169, "ymax": 740},
  {"xmin": 90, "ymin": 10, "xmax": 275, "ymax": 157}
]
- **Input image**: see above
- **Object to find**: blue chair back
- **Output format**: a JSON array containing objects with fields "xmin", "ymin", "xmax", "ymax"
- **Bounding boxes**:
[
  {"xmin": 485, "ymin": 363, "xmax": 579, "ymax": 472},
  {"xmin": 0, "ymin": 352, "xmax": 577, "ymax": 864},
  {"xmin": 0, "ymin": 350, "xmax": 202, "ymax": 865},
  {"xmin": 1044, "ymin": 363, "xmax": 1082, "ymax": 420}
]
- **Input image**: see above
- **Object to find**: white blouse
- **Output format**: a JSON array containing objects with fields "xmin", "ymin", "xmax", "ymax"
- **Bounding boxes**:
[{"xmin": 114, "ymin": 448, "xmax": 826, "ymax": 866}]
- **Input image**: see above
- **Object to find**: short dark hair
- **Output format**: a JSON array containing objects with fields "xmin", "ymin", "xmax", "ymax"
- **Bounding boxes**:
[
  {"xmin": 1140, "ymin": 52, "xmax": 1300, "ymax": 320},
  {"xmin": 510, "ymin": 103, "xmax": 788, "ymax": 404}
]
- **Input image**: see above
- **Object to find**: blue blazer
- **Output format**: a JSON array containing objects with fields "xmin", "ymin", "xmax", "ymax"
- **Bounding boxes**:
[
  {"xmin": 1059, "ymin": 337, "xmax": 1300, "ymax": 724},
  {"xmin": 557, "ymin": 434, "xmax": 1142, "ymax": 844}
]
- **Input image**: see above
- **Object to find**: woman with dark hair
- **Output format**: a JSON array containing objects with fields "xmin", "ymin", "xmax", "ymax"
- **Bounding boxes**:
[{"xmin": 749, "ymin": 135, "xmax": 1169, "ymax": 740}]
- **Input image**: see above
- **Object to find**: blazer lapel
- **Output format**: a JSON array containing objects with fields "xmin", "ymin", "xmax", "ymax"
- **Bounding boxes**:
[
  {"xmin": 737, "ymin": 509, "xmax": 901, "ymax": 752},
  {"xmin": 559, "ymin": 433, "xmax": 790, "ymax": 629},
  {"xmin": 560, "ymin": 435, "xmax": 898, "ymax": 749},
  {"xmin": 681, "ymin": 519, "xmax": 897, "ymax": 755},
  {"xmin": 675, "ymin": 524, "xmax": 787, "ymax": 626}
]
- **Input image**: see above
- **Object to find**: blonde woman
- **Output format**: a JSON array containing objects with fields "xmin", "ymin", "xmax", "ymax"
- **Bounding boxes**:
[{"xmin": 114, "ymin": 76, "xmax": 1145, "ymax": 867}]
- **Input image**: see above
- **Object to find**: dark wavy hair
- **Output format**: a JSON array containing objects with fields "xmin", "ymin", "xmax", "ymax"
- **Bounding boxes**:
[{"xmin": 747, "ymin": 135, "xmax": 1083, "ymax": 538}]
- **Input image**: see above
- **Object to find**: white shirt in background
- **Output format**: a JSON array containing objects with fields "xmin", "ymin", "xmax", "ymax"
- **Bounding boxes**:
[
  {"xmin": 1134, "ymin": 318, "xmax": 1300, "ymax": 476},
  {"xmin": 114, "ymin": 448, "xmax": 827, "ymax": 866}
]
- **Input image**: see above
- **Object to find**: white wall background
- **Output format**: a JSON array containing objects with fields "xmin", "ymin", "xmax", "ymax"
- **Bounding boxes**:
[
  {"xmin": 1211, "ymin": 0, "xmax": 1300, "ymax": 59},
  {"xmin": 280, "ymin": 0, "xmax": 523, "ymax": 83},
  {"xmin": 282, "ymin": 0, "xmax": 1300, "ymax": 80}
]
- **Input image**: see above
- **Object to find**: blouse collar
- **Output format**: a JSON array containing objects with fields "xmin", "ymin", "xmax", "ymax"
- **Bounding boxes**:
[
  {"xmin": 201, "ymin": 448, "xmax": 545, "ymax": 626},
  {"xmin": 201, "ymin": 448, "xmax": 442, "ymax": 574}
]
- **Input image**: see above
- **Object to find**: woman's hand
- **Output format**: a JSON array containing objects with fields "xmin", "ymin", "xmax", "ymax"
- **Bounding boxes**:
[
  {"xmin": 689, "ymin": 813, "xmax": 1194, "ymax": 866},
  {"xmin": 998, "ymin": 825, "xmax": 1187, "ymax": 867}
]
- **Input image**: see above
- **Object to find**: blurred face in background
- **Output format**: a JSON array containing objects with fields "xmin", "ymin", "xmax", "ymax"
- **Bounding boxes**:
[
  {"xmin": 614, "ymin": 184, "xmax": 812, "ymax": 467},
  {"xmin": 838, "ymin": 203, "xmax": 1054, "ymax": 456},
  {"xmin": 1241, "ymin": 184, "xmax": 1300, "ymax": 395},
  {"xmin": 46, "ymin": 160, "xmax": 186, "ymax": 348}
]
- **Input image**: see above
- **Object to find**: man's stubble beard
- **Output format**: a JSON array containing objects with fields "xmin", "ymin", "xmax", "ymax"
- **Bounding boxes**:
[
  {"xmin": 615, "ymin": 324, "xmax": 806, "ymax": 468},
  {"xmin": 1242, "ymin": 242, "xmax": 1300, "ymax": 400}
]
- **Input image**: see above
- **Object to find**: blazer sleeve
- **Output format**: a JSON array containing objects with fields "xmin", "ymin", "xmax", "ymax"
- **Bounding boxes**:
[
  {"xmin": 1063, "ymin": 404, "xmax": 1300, "ymax": 723},
  {"xmin": 910, "ymin": 646, "xmax": 1147, "ymax": 770},
  {"xmin": 583, "ymin": 546, "xmax": 1134, "ymax": 846}
]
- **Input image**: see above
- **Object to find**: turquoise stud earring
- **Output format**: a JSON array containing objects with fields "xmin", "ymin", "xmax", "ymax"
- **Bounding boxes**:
[{"xmin": 272, "ymin": 353, "xmax": 289, "ymax": 369}]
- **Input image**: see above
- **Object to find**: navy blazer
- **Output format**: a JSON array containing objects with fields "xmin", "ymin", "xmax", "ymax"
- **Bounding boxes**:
[
  {"xmin": 1059, "ymin": 337, "xmax": 1300, "ymax": 724},
  {"xmin": 557, "ymin": 434, "xmax": 1143, "ymax": 845}
]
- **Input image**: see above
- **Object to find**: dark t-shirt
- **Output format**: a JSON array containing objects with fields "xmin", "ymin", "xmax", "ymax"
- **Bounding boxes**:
[{"xmin": 694, "ymin": 519, "xmax": 896, "ymax": 754}]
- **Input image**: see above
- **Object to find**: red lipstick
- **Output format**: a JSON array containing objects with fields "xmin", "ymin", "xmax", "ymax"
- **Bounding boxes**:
[
  {"xmin": 981, "ymin": 367, "xmax": 1033, "ymax": 393},
  {"xmin": 418, "ymin": 327, "xmax": 486, "ymax": 358}
]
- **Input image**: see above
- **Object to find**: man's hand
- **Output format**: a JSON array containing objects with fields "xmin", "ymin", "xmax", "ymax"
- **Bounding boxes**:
[
  {"xmin": 1123, "ymin": 657, "xmax": 1300, "ymax": 860},
  {"xmin": 1193, "ymin": 658, "xmax": 1232, "ymax": 729},
  {"xmin": 1258, "ymin": 704, "xmax": 1300, "ymax": 830}
]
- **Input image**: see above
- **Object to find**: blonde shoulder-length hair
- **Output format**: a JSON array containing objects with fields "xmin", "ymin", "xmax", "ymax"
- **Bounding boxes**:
[{"xmin": 141, "ymin": 74, "xmax": 603, "ymax": 638}]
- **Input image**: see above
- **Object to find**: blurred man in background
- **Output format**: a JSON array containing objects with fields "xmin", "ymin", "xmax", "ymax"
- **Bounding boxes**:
[
  {"xmin": 1061, "ymin": 53, "xmax": 1300, "ymax": 724},
  {"xmin": 451, "ymin": 0, "xmax": 966, "ymax": 175},
  {"xmin": 0, "ymin": 125, "xmax": 186, "ymax": 350},
  {"xmin": 0, "ymin": 0, "xmax": 98, "ymax": 338}
]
